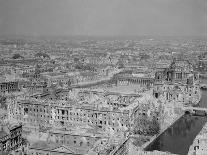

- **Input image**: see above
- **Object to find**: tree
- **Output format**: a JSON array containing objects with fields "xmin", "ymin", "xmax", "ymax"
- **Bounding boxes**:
[
  {"xmin": 133, "ymin": 115, "xmax": 160, "ymax": 136},
  {"xmin": 148, "ymin": 117, "xmax": 160, "ymax": 135},
  {"xmin": 0, "ymin": 96, "xmax": 7, "ymax": 110}
]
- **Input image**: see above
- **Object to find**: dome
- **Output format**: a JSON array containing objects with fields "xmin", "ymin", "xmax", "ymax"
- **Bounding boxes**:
[{"xmin": 170, "ymin": 59, "xmax": 193, "ymax": 72}]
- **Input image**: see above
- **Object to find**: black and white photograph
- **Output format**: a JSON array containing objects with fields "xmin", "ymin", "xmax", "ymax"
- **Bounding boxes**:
[{"xmin": 0, "ymin": 0, "xmax": 207, "ymax": 154}]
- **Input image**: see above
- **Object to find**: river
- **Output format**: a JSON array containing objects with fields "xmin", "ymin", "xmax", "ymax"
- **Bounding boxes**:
[{"xmin": 145, "ymin": 79, "xmax": 207, "ymax": 155}]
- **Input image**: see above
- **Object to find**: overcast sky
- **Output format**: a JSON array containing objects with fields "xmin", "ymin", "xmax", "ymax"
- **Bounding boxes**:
[{"xmin": 0, "ymin": 0, "xmax": 207, "ymax": 37}]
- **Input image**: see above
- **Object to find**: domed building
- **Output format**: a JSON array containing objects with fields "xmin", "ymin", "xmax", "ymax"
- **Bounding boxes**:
[
  {"xmin": 153, "ymin": 59, "xmax": 200, "ymax": 106},
  {"xmin": 155, "ymin": 59, "xmax": 198, "ymax": 84}
]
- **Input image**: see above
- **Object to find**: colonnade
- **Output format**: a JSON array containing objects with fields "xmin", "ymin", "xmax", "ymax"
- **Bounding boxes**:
[{"xmin": 117, "ymin": 78, "xmax": 153, "ymax": 86}]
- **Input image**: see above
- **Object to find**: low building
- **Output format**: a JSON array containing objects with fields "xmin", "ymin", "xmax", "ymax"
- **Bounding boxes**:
[
  {"xmin": 0, "ymin": 81, "xmax": 20, "ymax": 93},
  {"xmin": 47, "ymin": 128, "xmax": 105, "ymax": 150},
  {"xmin": 0, "ymin": 122, "xmax": 22, "ymax": 154}
]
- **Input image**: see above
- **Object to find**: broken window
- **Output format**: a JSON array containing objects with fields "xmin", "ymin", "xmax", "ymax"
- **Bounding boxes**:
[
  {"xmin": 24, "ymin": 108, "xmax": 28, "ymax": 114},
  {"xmin": 60, "ymin": 121, "xmax": 64, "ymax": 126}
]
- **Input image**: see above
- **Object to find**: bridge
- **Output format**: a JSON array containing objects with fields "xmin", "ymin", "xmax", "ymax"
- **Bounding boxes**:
[
  {"xmin": 200, "ymin": 74, "xmax": 207, "ymax": 79},
  {"xmin": 182, "ymin": 106, "xmax": 207, "ymax": 115},
  {"xmin": 200, "ymin": 84, "xmax": 207, "ymax": 89}
]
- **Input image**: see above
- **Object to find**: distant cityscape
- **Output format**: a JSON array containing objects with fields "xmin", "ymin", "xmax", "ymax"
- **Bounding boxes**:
[{"xmin": 0, "ymin": 36, "xmax": 207, "ymax": 155}]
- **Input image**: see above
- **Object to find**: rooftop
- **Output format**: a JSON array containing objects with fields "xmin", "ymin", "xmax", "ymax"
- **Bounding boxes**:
[
  {"xmin": 103, "ymin": 85, "xmax": 146, "ymax": 95},
  {"xmin": 0, "ymin": 130, "xmax": 8, "ymax": 139},
  {"xmin": 30, "ymin": 141, "xmax": 89, "ymax": 155}
]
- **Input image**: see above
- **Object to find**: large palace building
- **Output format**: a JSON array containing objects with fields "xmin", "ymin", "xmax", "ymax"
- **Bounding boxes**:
[
  {"xmin": 153, "ymin": 59, "xmax": 200, "ymax": 105},
  {"xmin": 9, "ymin": 99, "xmax": 131, "ymax": 133}
]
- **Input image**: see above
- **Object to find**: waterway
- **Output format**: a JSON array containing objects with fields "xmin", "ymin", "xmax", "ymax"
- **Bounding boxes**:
[{"xmin": 145, "ymin": 79, "xmax": 207, "ymax": 155}]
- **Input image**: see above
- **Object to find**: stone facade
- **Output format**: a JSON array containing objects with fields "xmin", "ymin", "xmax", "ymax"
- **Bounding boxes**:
[
  {"xmin": 153, "ymin": 59, "xmax": 200, "ymax": 106},
  {"xmin": 0, "ymin": 81, "xmax": 20, "ymax": 93},
  {"xmin": 47, "ymin": 129, "xmax": 102, "ymax": 149},
  {"xmin": 0, "ymin": 123, "xmax": 22, "ymax": 154},
  {"xmin": 11, "ymin": 99, "xmax": 130, "ymax": 133},
  {"xmin": 114, "ymin": 73, "xmax": 154, "ymax": 87}
]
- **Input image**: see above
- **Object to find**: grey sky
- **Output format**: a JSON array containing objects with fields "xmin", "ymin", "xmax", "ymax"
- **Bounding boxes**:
[{"xmin": 0, "ymin": 0, "xmax": 207, "ymax": 36}]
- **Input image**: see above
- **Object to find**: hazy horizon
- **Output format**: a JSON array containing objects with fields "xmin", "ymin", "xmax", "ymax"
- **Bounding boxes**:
[{"xmin": 0, "ymin": 0, "xmax": 207, "ymax": 37}]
